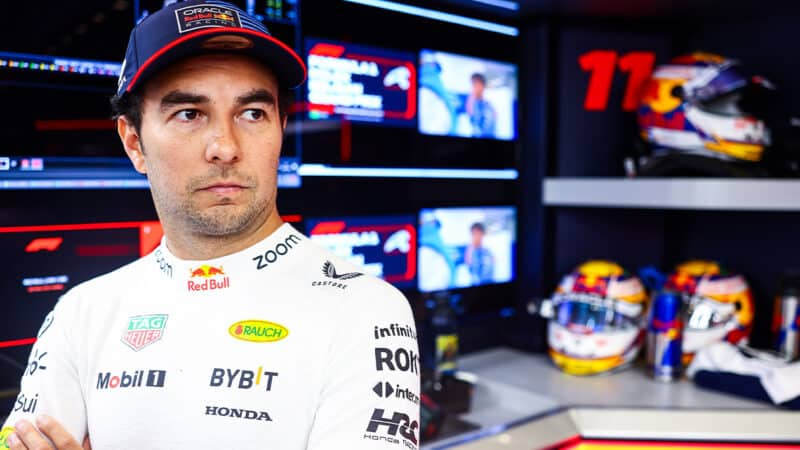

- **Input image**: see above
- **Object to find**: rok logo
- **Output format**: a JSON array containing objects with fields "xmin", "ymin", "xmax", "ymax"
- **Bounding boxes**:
[
  {"xmin": 373, "ymin": 381, "xmax": 419, "ymax": 405},
  {"xmin": 121, "ymin": 314, "xmax": 168, "ymax": 351},
  {"xmin": 364, "ymin": 408, "xmax": 418, "ymax": 448},
  {"xmin": 205, "ymin": 405, "xmax": 272, "ymax": 422},
  {"xmin": 375, "ymin": 347, "xmax": 419, "ymax": 375},
  {"xmin": 210, "ymin": 367, "xmax": 279, "ymax": 391},
  {"xmin": 188, "ymin": 265, "xmax": 230, "ymax": 292},
  {"xmin": 229, "ymin": 320, "xmax": 289, "ymax": 343},
  {"xmin": 96, "ymin": 369, "xmax": 167, "ymax": 390},
  {"xmin": 13, "ymin": 392, "xmax": 39, "ymax": 414}
]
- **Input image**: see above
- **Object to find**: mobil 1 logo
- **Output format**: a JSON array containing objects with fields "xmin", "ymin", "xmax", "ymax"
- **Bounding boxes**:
[
  {"xmin": 364, "ymin": 408, "xmax": 418, "ymax": 449},
  {"xmin": 375, "ymin": 347, "xmax": 418, "ymax": 375}
]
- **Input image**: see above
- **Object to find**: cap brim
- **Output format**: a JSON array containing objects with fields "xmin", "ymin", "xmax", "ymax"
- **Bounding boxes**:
[{"xmin": 126, "ymin": 27, "xmax": 306, "ymax": 93}]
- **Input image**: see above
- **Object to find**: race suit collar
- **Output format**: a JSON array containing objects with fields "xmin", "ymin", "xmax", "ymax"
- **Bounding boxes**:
[{"xmin": 150, "ymin": 223, "xmax": 306, "ymax": 287}]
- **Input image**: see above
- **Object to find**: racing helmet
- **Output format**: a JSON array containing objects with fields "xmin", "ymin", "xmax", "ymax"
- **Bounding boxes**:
[
  {"xmin": 547, "ymin": 260, "xmax": 648, "ymax": 376},
  {"xmin": 637, "ymin": 52, "xmax": 774, "ymax": 163},
  {"xmin": 664, "ymin": 260, "xmax": 754, "ymax": 363}
]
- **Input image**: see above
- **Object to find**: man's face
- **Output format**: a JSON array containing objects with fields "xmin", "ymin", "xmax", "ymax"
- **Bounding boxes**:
[
  {"xmin": 121, "ymin": 54, "xmax": 285, "ymax": 237},
  {"xmin": 471, "ymin": 78, "xmax": 485, "ymax": 98},
  {"xmin": 471, "ymin": 228, "xmax": 484, "ymax": 247}
]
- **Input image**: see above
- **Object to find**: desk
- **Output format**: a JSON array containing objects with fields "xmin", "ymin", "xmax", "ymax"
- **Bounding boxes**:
[{"xmin": 423, "ymin": 347, "xmax": 797, "ymax": 449}]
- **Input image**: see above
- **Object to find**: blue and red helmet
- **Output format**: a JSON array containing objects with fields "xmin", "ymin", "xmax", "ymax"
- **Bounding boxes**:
[{"xmin": 638, "ymin": 52, "xmax": 774, "ymax": 163}]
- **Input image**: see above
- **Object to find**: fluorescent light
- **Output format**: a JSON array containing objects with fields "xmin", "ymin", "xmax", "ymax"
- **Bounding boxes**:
[
  {"xmin": 472, "ymin": 0, "xmax": 519, "ymax": 11},
  {"xmin": 298, "ymin": 164, "xmax": 518, "ymax": 180},
  {"xmin": 342, "ymin": 0, "xmax": 519, "ymax": 36}
]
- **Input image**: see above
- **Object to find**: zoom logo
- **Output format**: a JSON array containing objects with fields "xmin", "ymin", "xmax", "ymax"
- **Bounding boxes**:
[{"xmin": 252, "ymin": 234, "xmax": 301, "ymax": 270}]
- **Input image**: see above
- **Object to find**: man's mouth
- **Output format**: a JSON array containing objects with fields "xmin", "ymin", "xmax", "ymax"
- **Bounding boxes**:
[{"xmin": 199, "ymin": 183, "xmax": 247, "ymax": 195}]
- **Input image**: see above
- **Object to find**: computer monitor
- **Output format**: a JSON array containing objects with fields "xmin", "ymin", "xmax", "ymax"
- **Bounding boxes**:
[
  {"xmin": 418, "ymin": 206, "xmax": 516, "ymax": 293},
  {"xmin": 305, "ymin": 215, "xmax": 417, "ymax": 288},
  {"xmin": 418, "ymin": 49, "xmax": 517, "ymax": 141},
  {"xmin": 306, "ymin": 38, "xmax": 417, "ymax": 126}
]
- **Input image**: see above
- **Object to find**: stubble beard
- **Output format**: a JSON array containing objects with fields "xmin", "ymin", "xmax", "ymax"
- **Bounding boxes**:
[{"xmin": 153, "ymin": 165, "xmax": 273, "ymax": 237}]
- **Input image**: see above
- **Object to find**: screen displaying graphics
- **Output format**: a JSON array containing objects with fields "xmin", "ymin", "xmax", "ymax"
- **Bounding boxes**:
[
  {"xmin": 0, "ymin": 221, "xmax": 164, "ymax": 350},
  {"xmin": 246, "ymin": 0, "xmax": 299, "ymax": 24},
  {"xmin": 306, "ymin": 39, "xmax": 417, "ymax": 125},
  {"xmin": 418, "ymin": 49, "xmax": 517, "ymax": 140},
  {"xmin": 418, "ymin": 206, "xmax": 516, "ymax": 292},
  {"xmin": 0, "ymin": 215, "xmax": 302, "ymax": 351},
  {"xmin": 306, "ymin": 216, "xmax": 417, "ymax": 288}
]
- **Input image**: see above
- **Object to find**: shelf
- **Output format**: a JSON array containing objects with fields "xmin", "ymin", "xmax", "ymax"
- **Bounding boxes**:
[{"xmin": 543, "ymin": 178, "xmax": 800, "ymax": 211}]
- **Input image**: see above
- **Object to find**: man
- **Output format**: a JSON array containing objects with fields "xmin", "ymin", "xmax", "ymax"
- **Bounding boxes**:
[
  {"xmin": 1, "ymin": 1, "xmax": 419, "ymax": 449},
  {"xmin": 464, "ymin": 73, "xmax": 496, "ymax": 138},
  {"xmin": 463, "ymin": 223, "xmax": 494, "ymax": 285}
]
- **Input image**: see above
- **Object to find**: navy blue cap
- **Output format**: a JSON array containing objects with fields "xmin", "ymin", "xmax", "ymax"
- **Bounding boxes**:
[{"xmin": 116, "ymin": 0, "xmax": 306, "ymax": 96}]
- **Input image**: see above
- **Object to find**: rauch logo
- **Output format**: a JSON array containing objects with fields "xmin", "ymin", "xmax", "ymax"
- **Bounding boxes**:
[
  {"xmin": 228, "ymin": 320, "xmax": 289, "ymax": 343},
  {"xmin": 188, "ymin": 265, "xmax": 230, "ymax": 292}
]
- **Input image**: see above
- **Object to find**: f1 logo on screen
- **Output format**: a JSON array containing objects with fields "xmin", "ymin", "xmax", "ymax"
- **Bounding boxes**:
[{"xmin": 579, "ymin": 50, "xmax": 656, "ymax": 111}]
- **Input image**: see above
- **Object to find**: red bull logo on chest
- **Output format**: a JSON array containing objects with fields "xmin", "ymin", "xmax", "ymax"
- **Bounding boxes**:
[{"xmin": 188, "ymin": 265, "xmax": 231, "ymax": 292}]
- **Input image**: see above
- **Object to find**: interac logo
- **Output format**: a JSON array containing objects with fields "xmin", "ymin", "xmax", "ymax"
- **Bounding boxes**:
[{"xmin": 372, "ymin": 381, "xmax": 419, "ymax": 405}]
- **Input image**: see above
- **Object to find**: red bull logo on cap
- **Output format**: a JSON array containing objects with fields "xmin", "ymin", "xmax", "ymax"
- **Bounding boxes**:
[{"xmin": 188, "ymin": 265, "xmax": 230, "ymax": 291}]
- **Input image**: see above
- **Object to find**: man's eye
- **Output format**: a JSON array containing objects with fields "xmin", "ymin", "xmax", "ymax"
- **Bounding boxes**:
[
  {"xmin": 242, "ymin": 109, "xmax": 265, "ymax": 121},
  {"xmin": 175, "ymin": 109, "xmax": 199, "ymax": 121}
]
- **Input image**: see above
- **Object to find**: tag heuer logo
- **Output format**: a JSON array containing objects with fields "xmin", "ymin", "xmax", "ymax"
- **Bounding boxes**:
[{"xmin": 122, "ymin": 314, "xmax": 168, "ymax": 351}]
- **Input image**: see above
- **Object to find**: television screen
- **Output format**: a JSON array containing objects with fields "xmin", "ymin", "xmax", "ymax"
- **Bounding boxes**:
[
  {"xmin": 418, "ymin": 49, "xmax": 517, "ymax": 140},
  {"xmin": 418, "ymin": 206, "xmax": 516, "ymax": 292},
  {"xmin": 306, "ymin": 38, "xmax": 417, "ymax": 125},
  {"xmin": 0, "ymin": 221, "xmax": 164, "ymax": 350},
  {"xmin": 306, "ymin": 216, "xmax": 417, "ymax": 288},
  {"xmin": 0, "ymin": 51, "xmax": 302, "ymax": 189}
]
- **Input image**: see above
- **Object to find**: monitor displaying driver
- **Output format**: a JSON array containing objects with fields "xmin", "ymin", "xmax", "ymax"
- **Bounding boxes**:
[
  {"xmin": 418, "ymin": 49, "xmax": 517, "ymax": 141},
  {"xmin": 418, "ymin": 206, "xmax": 516, "ymax": 293}
]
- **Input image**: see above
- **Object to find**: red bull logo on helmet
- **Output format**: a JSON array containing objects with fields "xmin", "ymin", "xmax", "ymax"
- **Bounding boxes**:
[
  {"xmin": 188, "ymin": 265, "xmax": 230, "ymax": 292},
  {"xmin": 573, "ymin": 275, "xmax": 609, "ymax": 297}
]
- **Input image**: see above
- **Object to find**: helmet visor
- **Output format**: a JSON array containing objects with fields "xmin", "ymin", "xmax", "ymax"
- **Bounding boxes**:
[
  {"xmin": 553, "ymin": 294, "xmax": 640, "ymax": 333},
  {"xmin": 684, "ymin": 295, "xmax": 736, "ymax": 330}
]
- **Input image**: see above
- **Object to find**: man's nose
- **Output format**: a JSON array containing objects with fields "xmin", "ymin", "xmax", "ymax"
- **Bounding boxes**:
[{"xmin": 205, "ymin": 118, "xmax": 241, "ymax": 164}]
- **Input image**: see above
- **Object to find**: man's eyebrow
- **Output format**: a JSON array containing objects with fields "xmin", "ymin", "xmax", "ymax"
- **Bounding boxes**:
[
  {"xmin": 236, "ymin": 89, "xmax": 277, "ymax": 107},
  {"xmin": 159, "ymin": 91, "xmax": 209, "ymax": 111}
]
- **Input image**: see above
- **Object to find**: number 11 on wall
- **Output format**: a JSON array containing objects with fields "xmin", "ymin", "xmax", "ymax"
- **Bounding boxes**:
[{"xmin": 579, "ymin": 50, "xmax": 656, "ymax": 112}]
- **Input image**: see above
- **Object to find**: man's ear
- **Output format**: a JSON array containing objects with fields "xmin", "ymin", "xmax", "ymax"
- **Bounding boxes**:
[
  {"xmin": 117, "ymin": 116, "xmax": 147, "ymax": 174},
  {"xmin": 282, "ymin": 115, "xmax": 288, "ymax": 132}
]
